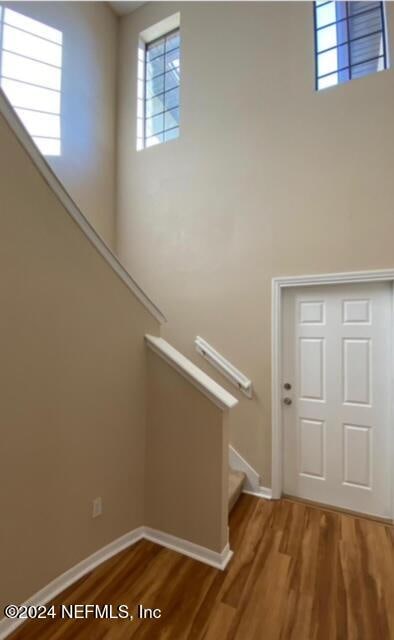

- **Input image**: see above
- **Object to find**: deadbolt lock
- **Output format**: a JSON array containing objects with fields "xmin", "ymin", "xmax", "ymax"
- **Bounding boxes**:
[{"xmin": 284, "ymin": 383, "xmax": 292, "ymax": 390}]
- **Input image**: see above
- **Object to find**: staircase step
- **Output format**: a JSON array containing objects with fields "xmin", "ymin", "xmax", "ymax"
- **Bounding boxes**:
[{"xmin": 228, "ymin": 468, "xmax": 246, "ymax": 512}]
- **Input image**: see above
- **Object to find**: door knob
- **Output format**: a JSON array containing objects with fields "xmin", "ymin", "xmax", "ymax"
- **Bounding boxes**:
[{"xmin": 283, "ymin": 397, "xmax": 292, "ymax": 405}]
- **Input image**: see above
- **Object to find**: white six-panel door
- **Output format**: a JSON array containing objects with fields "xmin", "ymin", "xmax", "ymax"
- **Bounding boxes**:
[{"xmin": 282, "ymin": 282, "xmax": 392, "ymax": 518}]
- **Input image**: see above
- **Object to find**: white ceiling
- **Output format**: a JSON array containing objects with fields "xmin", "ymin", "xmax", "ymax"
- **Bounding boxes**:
[{"xmin": 109, "ymin": 1, "xmax": 146, "ymax": 16}]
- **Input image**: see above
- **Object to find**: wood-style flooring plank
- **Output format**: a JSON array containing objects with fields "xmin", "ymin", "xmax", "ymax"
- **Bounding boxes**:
[{"xmin": 8, "ymin": 495, "xmax": 394, "ymax": 640}]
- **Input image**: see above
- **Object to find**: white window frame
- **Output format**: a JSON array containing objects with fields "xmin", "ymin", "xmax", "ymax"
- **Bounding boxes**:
[{"xmin": 136, "ymin": 12, "xmax": 180, "ymax": 151}]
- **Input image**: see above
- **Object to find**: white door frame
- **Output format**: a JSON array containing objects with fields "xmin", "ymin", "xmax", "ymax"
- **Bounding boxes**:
[{"xmin": 271, "ymin": 269, "xmax": 394, "ymax": 521}]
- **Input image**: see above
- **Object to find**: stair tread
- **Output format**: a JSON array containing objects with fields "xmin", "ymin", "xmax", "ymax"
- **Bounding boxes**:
[{"xmin": 228, "ymin": 468, "xmax": 246, "ymax": 512}]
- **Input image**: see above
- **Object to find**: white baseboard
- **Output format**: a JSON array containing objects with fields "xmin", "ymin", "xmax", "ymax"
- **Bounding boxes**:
[
  {"xmin": 229, "ymin": 445, "xmax": 273, "ymax": 500},
  {"xmin": 0, "ymin": 526, "xmax": 232, "ymax": 639},
  {"xmin": 243, "ymin": 486, "xmax": 273, "ymax": 500},
  {"xmin": 0, "ymin": 527, "xmax": 145, "ymax": 640},
  {"xmin": 144, "ymin": 527, "xmax": 233, "ymax": 570}
]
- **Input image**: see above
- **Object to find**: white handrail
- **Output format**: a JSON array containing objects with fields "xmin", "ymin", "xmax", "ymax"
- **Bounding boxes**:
[
  {"xmin": 0, "ymin": 88, "xmax": 166, "ymax": 325},
  {"xmin": 195, "ymin": 336, "xmax": 253, "ymax": 398},
  {"xmin": 145, "ymin": 335, "xmax": 238, "ymax": 410}
]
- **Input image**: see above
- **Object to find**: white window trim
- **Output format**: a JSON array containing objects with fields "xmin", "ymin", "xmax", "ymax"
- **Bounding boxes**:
[{"xmin": 136, "ymin": 12, "xmax": 180, "ymax": 151}]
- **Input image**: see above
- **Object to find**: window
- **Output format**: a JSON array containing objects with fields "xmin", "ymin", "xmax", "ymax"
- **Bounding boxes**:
[
  {"xmin": 137, "ymin": 25, "xmax": 180, "ymax": 150},
  {"xmin": 314, "ymin": 1, "xmax": 388, "ymax": 90},
  {"xmin": 0, "ymin": 7, "xmax": 62, "ymax": 155}
]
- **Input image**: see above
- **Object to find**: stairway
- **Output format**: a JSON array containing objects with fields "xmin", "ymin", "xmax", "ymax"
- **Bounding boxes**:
[{"xmin": 229, "ymin": 468, "xmax": 246, "ymax": 511}]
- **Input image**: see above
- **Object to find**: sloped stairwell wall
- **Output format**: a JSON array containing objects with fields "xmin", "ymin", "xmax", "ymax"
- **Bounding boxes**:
[{"xmin": 0, "ymin": 110, "xmax": 160, "ymax": 612}]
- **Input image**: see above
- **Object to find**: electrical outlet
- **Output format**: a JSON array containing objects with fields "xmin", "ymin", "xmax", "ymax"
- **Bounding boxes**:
[{"xmin": 92, "ymin": 497, "xmax": 102, "ymax": 518}]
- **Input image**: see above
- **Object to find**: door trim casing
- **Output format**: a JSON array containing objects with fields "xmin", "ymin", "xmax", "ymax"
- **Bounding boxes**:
[{"xmin": 271, "ymin": 269, "xmax": 394, "ymax": 521}]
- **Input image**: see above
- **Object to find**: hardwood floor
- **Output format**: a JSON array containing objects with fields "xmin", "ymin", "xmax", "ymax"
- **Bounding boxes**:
[{"xmin": 9, "ymin": 495, "xmax": 394, "ymax": 639}]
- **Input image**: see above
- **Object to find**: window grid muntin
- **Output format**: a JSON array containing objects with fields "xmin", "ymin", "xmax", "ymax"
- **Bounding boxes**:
[
  {"xmin": 0, "ymin": 7, "xmax": 62, "ymax": 155},
  {"xmin": 317, "ymin": 28, "xmax": 385, "ymax": 55},
  {"xmin": 318, "ymin": 53, "xmax": 385, "ymax": 80},
  {"xmin": 145, "ymin": 81, "xmax": 180, "ymax": 105},
  {"xmin": 345, "ymin": 2, "xmax": 352, "ymax": 79},
  {"xmin": 314, "ymin": 1, "xmax": 388, "ymax": 89},
  {"xmin": 315, "ymin": 3, "xmax": 382, "ymax": 31},
  {"xmin": 144, "ymin": 28, "xmax": 180, "ymax": 147}
]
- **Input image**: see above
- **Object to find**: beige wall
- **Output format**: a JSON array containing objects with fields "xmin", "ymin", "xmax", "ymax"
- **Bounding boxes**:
[
  {"xmin": 0, "ymin": 110, "xmax": 159, "ymax": 611},
  {"xmin": 2, "ymin": 1, "xmax": 118, "ymax": 247},
  {"xmin": 146, "ymin": 350, "xmax": 229, "ymax": 552},
  {"xmin": 117, "ymin": 1, "xmax": 394, "ymax": 485}
]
